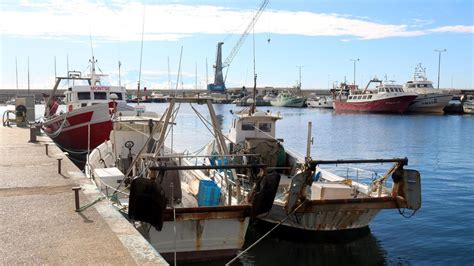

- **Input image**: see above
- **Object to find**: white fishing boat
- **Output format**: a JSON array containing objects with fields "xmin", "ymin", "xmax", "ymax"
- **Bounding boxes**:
[
  {"xmin": 205, "ymin": 103, "xmax": 422, "ymax": 232},
  {"xmin": 86, "ymin": 98, "xmax": 278, "ymax": 262},
  {"xmin": 307, "ymin": 95, "xmax": 334, "ymax": 109},
  {"xmin": 404, "ymin": 64, "xmax": 453, "ymax": 113}
]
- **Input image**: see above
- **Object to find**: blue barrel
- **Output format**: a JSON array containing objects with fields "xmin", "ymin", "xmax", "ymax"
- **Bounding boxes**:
[{"xmin": 197, "ymin": 180, "xmax": 221, "ymax": 206}]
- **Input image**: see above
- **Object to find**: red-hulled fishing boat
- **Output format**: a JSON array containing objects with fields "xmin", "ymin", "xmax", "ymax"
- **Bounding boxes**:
[
  {"xmin": 333, "ymin": 79, "xmax": 417, "ymax": 113},
  {"xmin": 42, "ymin": 57, "xmax": 132, "ymax": 155}
]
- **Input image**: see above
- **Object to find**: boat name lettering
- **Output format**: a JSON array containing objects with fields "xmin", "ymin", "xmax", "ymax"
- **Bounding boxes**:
[{"xmin": 91, "ymin": 86, "xmax": 110, "ymax": 91}]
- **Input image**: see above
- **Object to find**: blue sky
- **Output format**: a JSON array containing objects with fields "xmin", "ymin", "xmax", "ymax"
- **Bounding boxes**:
[{"xmin": 1, "ymin": 0, "xmax": 473, "ymax": 91}]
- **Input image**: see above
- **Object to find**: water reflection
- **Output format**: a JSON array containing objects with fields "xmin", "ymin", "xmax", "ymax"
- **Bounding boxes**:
[{"xmin": 238, "ymin": 222, "xmax": 386, "ymax": 266}]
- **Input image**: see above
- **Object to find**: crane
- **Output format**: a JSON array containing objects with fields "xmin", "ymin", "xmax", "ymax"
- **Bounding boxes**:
[{"xmin": 208, "ymin": 0, "xmax": 269, "ymax": 92}]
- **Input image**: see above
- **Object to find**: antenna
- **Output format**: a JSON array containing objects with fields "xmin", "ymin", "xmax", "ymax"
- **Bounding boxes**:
[{"xmin": 137, "ymin": 5, "xmax": 146, "ymax": 105}]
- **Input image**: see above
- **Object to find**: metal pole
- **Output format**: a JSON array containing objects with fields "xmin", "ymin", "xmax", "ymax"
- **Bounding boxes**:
[
  {"xmin": 27, "ymin": 56, "xmax": 30, "ymax": 95},
  {"xmin": 350, "ymin": 59, "xmax": 359, "ymax": 86},
  {"xmin": 306, "ymin": 121, "xmax": 312, "ymax": 159},
  {"xmin": 435, "ymin": 49, "xmax": 447, "ymax": 89},
  {"xmin": 72, "ymin": 187, "xmax": 81, "ymax": 211}
]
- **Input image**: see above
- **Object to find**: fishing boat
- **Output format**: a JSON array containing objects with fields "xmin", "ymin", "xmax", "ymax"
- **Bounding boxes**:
[
  {"xmin": 306, "ymin": 95, "xmax": 334, "ymax": 109},
  {"xmin": 270, "ymin": 91, "xmax": 306, "ymax": 108},
  {"xmin": 404, "ymin": 64, "xmax": 453, "ymax": 113},
  {"xmin": 86, "ymin": 98, "xmax": 278, "ymax": 262},
  {"xmin": 333, "ymin": 79, "xmax": 417, "ymax": 113},
  {"xmin": 42, "ymin": 57, "xmax": 132, "ymax": 157},
  {"xmin": 205, "ymin": 101, "xmax": 422, "ymax": 232}
]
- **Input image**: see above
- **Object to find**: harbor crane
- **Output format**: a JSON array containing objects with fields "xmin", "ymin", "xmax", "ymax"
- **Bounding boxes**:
[{"xmin": 208, "ymin": 0, "xmax": 269, "ymax": 92}]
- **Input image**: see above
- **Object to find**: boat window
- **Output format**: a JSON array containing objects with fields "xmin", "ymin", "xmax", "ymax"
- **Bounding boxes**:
[
  {"xmin": 78, "ymin": 92, "xmax": 91, "ymax": 100},
  {"xmin": 408, "ymin": 84, "xmax": 415, "ymax": 88},
  {"xmin": 385, "ymin": 88, "xmax": 390, "ymax": 92},
  {"xmin": 94, "ymin": 92, "xmax": 107, "ymax": 100},
  {"xmin": 362, "ymin": 95, "xmax": 367, "ymax": 99},
  {"xmin": 358, "ymin": 96, "xmax": 362, "ymax": 99},
  {"xmin": 368, "ymin": 95, "xmax": 373, "ymax": 99},
  {"xmin": 81, "ymin": 103, "xmax": 87, "ymax": 107},
  {"xmin": 349, "ymin": 96, "xmax": 353, "ymax": 99},
  {"xmin": 241, "ymin": 122, "xmax": 255, "ymax": 131},
  {"xmin": 115, "ymin": 93, "xmax": 123, "ymax": 100},
  {"xmin": 258, "ymin": 123, "xmax": 272, "ymax": 132}
]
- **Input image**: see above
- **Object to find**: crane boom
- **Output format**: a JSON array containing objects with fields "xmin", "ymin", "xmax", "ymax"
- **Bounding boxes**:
[{"xmin": 223, "ymin": 0, "xmax": 269, "ymax": 68}]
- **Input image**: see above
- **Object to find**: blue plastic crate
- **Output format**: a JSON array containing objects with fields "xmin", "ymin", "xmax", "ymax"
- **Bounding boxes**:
[{"xmin": 197, "ymin": 180, "xmax": 221, "ymax": 206}]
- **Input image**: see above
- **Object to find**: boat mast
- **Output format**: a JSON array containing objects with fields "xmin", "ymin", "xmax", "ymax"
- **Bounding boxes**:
[
  {"xmin": 250, "ymin": 26, "xmax": 257, "ymax": 115},
  {"xmin": 15, "ymin": 57, "xmax": 18, "ymax": 94},
  {"xmin": 137, "ymin": 6, "xmax": 146, "ymax": 106},
  {"xmin": 118, "ymin": 61, "xmax": 122, "ymax": 86},
  {"xmin": 27, "ymin": 56, "xmax": 30, "ymax": 95}
]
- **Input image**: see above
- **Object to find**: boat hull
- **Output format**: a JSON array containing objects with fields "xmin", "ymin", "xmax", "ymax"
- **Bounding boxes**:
[
  {"xmin": 42, "ymin": 104, "xmax": 112, "ymax": 153},
  {"xmin": 407, "ymin": 93, "xmax": 452, "ymax": 113},
  {"xmin": 334, "ymin": 95, "xmax": 417, "ymax": 113},
  {"xmin": 307, "ymin": 99, "xmax": 334, "ymax": 109},
  {"xmin": 145, "ymin": 207, "xmax": 250, "ymax": 262},
  {"xmin": 270, "ymin": 98, "xmax": 306, "ymax": 108},
  {"xmin": 259, "ymin": 197, "xmax": 403, "ymax": 231}
]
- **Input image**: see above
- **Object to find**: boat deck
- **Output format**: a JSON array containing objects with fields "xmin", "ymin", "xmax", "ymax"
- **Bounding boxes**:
[{"xmin": 0, "ymin": 126, "xmax": 167, "ymax": 265}]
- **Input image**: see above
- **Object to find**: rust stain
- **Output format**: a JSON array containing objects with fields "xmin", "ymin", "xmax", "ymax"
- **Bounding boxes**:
[{"xmin": 195, "ymin": 220, "xmax": 204, "ymax": 251}]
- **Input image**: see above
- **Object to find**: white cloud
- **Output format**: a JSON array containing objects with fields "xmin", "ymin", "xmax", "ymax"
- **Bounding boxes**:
[
  {"xmin": 429, "ymin": 25, "xmax": 474, "ymax": 33},
  {"xmin": 0, "ymin": 1, "xmax": 471, "ymax": 41}
]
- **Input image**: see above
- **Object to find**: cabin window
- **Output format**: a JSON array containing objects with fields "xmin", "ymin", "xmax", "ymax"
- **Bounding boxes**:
[
  {"xmin": 362, "ymin": 95, "xmax": 367, "ymax": 99},
  {"xmin": 78, "ymin": 92, "xmax": 91, "ymax": 100},
  {"xmin": 115, "ymin": 93, "xmax": 123, "ymax": 100},
  {"xmin": 349, "ymin": 96, "xmax": 353, "ymax": 99},
  {"xmin": 408, "ymin": 84, "xmax": 415, "ymax": 88},
  {"xmin": 258, "ymin": 123, "xmax": 272, "ymax": 132},
  {"xmin": 81, "ymin": 103, "xmax": 87, "ymax": 107},
  {"xmin": 368, "ymin": 95, "xmax": 373, "ymax": 99},
  {"xmin": 94, "ymin": 92, "xmax": 107, "ymax": 100},
  {"xmin": 389, "ymin": 88, "xmax": 394, "ymax": 92},
  {"xmin": 358, "ymin": 96, "xmax": 362, "ymax": 99},
  {"xmin": 241, "ymin": 122, "xmax": 255, "ymax": 131}
]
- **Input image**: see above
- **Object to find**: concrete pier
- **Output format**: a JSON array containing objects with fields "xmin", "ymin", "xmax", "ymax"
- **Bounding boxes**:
[{"xmin": 0, "ymin": 126, "xmax": 168, "ymax": 265}]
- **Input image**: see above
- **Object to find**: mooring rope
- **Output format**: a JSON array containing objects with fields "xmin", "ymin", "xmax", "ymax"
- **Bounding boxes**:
[{"xmin": 225, "ymin": 200, "xmax": 308, "ymax": 265}]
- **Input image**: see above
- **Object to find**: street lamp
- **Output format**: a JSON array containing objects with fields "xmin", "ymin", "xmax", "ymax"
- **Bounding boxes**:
[
  {"xmin": 350, "ymin": 59, "xmax": 360, "ymax": 86},
  {"xmin": 434, "ymin": 49, "xmax": 447, "ymax": 89}
]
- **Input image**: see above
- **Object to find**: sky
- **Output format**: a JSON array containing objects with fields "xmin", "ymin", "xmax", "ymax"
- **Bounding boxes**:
[{"xmin": 0, "ymin": 0, "xmax": 473, "ymax": 91}]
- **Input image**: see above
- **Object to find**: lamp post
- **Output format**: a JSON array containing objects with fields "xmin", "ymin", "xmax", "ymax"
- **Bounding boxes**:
[
  {"xmin": 434, "ymin": 49, "xmax": 447, "ymax": 89},
  {"xmin": 350, "ymin": 59, "xmax": 360, "ymax": 86}
]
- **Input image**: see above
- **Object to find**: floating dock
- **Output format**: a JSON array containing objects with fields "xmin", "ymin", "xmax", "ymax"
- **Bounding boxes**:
[{"xmin": 0, "ymin": 126, "xmax": 167, "ymax": 265}]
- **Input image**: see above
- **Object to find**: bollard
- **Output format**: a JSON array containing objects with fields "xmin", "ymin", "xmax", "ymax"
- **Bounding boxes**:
[
  {"xmin": 45, "ymin": 144, "xmax": 49, "ymax": 156},
  {"xmin": 57, "ymin": 158, "xmax": 63, "ymax": 174},
  {"xmin": 29, "ymin": 126, "xmax": 37, "ymax": 143},
  {"xmin": 35, "ymin": 124, "xmax": 41, "ymax": 135},
  {"xmin": 72, "ymin": 187, "xmax": 81, "ymax": 211}
]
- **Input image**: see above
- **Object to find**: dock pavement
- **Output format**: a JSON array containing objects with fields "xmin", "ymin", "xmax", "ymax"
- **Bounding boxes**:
[{"xmin": 0, "ymin": 125, "xmax": 168, "ymax": 265}]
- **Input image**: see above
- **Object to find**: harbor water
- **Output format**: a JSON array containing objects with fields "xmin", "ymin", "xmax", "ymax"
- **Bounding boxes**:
[{"xmin": 2, "ymin": 103, "xmax": 473, "ymax": 265}]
